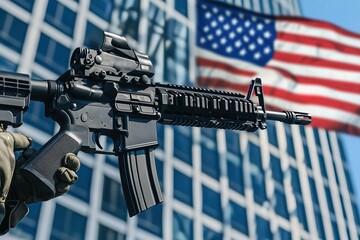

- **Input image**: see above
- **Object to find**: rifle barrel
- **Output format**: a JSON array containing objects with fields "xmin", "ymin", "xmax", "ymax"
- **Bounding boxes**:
[{"xmin": 266, "ymin": 110, "xmax": 311, "ymax": 125}]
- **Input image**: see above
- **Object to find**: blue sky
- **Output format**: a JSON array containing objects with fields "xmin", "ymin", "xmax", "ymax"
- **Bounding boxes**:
[{"xmin": 300, "ymin": 0, "xmax": 360, "ymax": 206}]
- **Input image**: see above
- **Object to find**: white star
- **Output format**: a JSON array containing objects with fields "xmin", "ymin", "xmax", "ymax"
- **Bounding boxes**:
[
  {"xmin": 239, "ymin": 13, "xmax": 244, "ymax": 19},
  {"xmin": 249, "ymin": 28, "xmax": 255, "ymax": 36},
  {"xmin": 216, "ymin": 29, "xmax": 222, "ymax": 36},
  {"xmin": 220, "ymin": 37, "xmax": 227, "ymax": 45},
  {"xmin": 224, "ymin": 24, "xmax": 230, "ymax": 31},
  {"xmin": 211, "ymin": 20, "xmax": 218, "ymax": 28},
  {"xmin": 249, "ymin": 43, "xmax": 256, "ymax": 51},
  {"xmin": 218, "ymin": 15, "xmax": 225, "ymax": 22},
  {"xmin": 229, "ymin": 32, "xmax": 236, "ymax": 39},
  {"xmin": 204, "ymin": 26, "xmax": 210, "ymax": 32},
  {"xmin": 265, "ymin": 19, "xmax": 271, "ymax": 24},
  {"xmin": 257, "ymin": 23, "xmax": 264, "ymax": 31},
  {"xmin": 254, "ymin": 52, "xmax": 261, "ymax": 59},
  {"xmin": 231, "ymin": 18, "xmax": 238, "ymax": 25},
  {"xmin": 257, "ymin": 37, "xmax": 264, "ymax": 45},
  {"xmin": 243, "ymin": 35, "xmax": 249, "ymax": 42},
  {"xmin": 225, "ymin": 10, "xmax": 232, "ymax": 16},
  {"xmin": 235, "ymin": 40, "xmax": 242, "ymax": 48},
  {"xmin": 207, "ymin": 34, "xmax": 214, "ymax": 40},
  {"xmin": 201, "ymin": 4, "xmax": 208, "ymax": 10},
  {"xmin": 251, "ymin": 16, "xmax": 257, "ymax": 22},
  {"xmin": 212, "ymin": 7, "xmax": 219, "ymax": 13},
  {"xmin": 200, "ymin": 37, "xmax": 206, "ymax": 44},
  {"xmin": 212, "ymin": 43, "xmax": 219, "ymax": 49},
  {"xmin": 226, "ymin": 46, "xmax": 233, "ymax": 53},
  {"xmin": 264, "ymin": 47, "xmax": 271, "ymax": 54},
  {"xmin": 205, "ymin": 12, "xmax": 212, "ymax": 19},
  {"xmin": 236, "ymin": 26, "xmax": 243, "ymax": 33},
  {"xmin": 245, "ymin": 20, "xmax": 251, "ymax": 28},
  {"xmin": 264, "ymin": 31, "xmax": 271, "ymax": 38},
  {"xmin": 240, "ymin": 49, "xmax": 247, "ymax": 56}
]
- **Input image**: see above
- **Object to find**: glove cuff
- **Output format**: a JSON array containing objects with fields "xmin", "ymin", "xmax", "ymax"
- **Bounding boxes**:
[{"xmin": 0, "ymin": 200, "xmax": 28, "ymax": 235}]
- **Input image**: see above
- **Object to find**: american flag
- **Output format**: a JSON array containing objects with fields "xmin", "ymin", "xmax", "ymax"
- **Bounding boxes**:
[{"xmin": 196, "ymin": 0, "xmax": 360, "ymax": 135}]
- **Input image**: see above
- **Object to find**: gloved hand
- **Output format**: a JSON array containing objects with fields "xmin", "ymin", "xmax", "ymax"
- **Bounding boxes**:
[{"xmin": 0, "ymin": 125, "xmax": 80, "ymax": 234}]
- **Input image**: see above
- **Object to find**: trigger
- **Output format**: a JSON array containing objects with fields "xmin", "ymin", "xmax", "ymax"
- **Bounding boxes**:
[{"xmin": 95, "ymin": 132, "xmax": 103, "ymax": 150}]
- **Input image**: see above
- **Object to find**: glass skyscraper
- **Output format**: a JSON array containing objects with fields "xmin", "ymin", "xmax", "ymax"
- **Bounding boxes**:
[{"xmin": 0, "ymin": 0, "xmax": 359, "ymax": 239}]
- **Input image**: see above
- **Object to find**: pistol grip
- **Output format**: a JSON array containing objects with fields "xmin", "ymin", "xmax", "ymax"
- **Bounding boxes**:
[
  {"xmin": 119, "ymin": 148, "xmax": 163, "ymax": 217},
  {"xmin": 19, "ymin": 128, "xmax": 82, "ymax": 200}
]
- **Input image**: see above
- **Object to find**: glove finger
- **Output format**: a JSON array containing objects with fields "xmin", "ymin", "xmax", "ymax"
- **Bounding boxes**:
[
  {"xmin": 16, "ymin": 147, "xmax": 37, "ymax": 167},
  {"xmin": 57, "ymin": 167, "xmax": 78, "ymax": 184},
  {"xmin": 55, "ymin": 181, "xmax": 70, "ymax": 195},
  {"xmin": 63, "ymin": 153, "xmax": 80, "ymax": 172},
  {"xmin": 10, "ymin": 133, "xmax": 32, "ymax": 150}
]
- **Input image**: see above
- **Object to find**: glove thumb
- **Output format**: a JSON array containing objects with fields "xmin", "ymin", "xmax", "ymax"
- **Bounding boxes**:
[{"xmin": 10, "ymin": 133, "xmax": 31, "ymax": 150}]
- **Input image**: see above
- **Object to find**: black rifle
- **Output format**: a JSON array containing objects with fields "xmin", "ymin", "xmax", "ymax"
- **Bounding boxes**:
[{"xmin": 0, "ymin": 32, "xmax": 311, "ymax": 217}]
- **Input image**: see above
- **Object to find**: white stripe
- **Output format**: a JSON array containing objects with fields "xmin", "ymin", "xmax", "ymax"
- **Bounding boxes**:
[
  {"xmin": 265, "ymin": 96, "xmax": 360, "ymax": 128},
  {"xmin": 198, "ymin": 66, "xmax": 360, "ymax": 104},
  {"xmin": 275, "ymin": 21, "xmax": 360, "ymax": 49},
  {"xmin": 197, "ymin": 48, "xmax": 360, "ymax": 85},
  {"xmin": 268, "ymin": 59, "xmax": 360, "ymax": 84},
  {"xmin": 274, "ymin": 39, "xmax": 360, "ymax": 66}
]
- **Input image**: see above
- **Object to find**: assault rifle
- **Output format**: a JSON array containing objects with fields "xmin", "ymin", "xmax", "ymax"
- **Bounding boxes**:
[{"xmin": 0, "ymin": 32, "xmax": 311, "ymax": 217}]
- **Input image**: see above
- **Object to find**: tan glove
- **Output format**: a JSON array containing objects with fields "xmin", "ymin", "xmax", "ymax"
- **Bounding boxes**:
[
  {"xmin": 0, "ymin": 126, "xmax": 80, "ymax": 234},
  {"xmin": 0, "ymin": 127, "xmax": 31, "ymax": 223}
]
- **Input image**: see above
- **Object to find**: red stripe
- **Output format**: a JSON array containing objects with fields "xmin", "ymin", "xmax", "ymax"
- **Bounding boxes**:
[
  {"xmin": 197, "ymin": 77, "xmax": 360, "ymax": 114},
  {"xmin": 272, "ymin": 51, "xmax": 360, "ymax": 72},
  {"xmin": 197, "ymin": 57, "xmax": 360, "ymax": 94},
  {"xmin": 264, "ymin": 105, "xmax": 360, "ymax": 135},
  {"xmin": 310, "ymin": 117, "xmax": 360, "ymax": 135},
  {"xmin": 265, "ymin": 65, "xmax": 360, "ymax": 94},
  {"xmin": 197, "ymin": 57, "xmax": 255, "ymax": 77},
  {"xmin": 277, "ymin": 32, "xmax": 360, "ymax": 56},
  {"xmin": 276, "ymin": 16, "xmax": 360, "ymax": 41}
]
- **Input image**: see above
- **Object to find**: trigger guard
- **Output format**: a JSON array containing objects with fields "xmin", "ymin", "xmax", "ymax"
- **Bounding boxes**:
[{"xmin": 94, "ymin": 132, "xmax": 104, "ymax": 150}]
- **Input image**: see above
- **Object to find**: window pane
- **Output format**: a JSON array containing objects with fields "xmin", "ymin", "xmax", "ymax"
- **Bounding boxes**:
[
  {"xmin": 90, "ymin": 0, "xmax": 114, "ymax": 21},
  {"xmin": 227, "ymin": 152, "xmax": 244, "ymax": 194},
  {"xmin": 229, "ymin": 201, "xmax": 248, "ymax": 235},
  {"xmin": 203, "ymin": 226, "xmax": 223, "ymax": 240},
  {"xmin": 173, "ymin": 126, "xmax": 192, "ymax": 164},
  {"xmin": 68, "ymin": 163, "xmax": 92, "ymax": 202},
  {"xmin": 165, "ymin": 18, "xmax": 189, "ymax": 85},
  {"xmin": 118, "ymin": 0, "xmax": 141, "ymax": 40},
  {"xmin": 284, "ymin": 125, "xmax": 295, "ymax": 158},
  {"xmin": 274, "ymin": 188, "xmax": 289, "ymax": 219},
  {"xmin": 12, "ymin": 0, "xmax": 35, "ymax": 11},
  {"xmin": 35, "ymin": 34, "xmax": 70, "ymax": 75},
  {"xmin": 0, "ymin": 56, "xmax": 17, "ymax": 71},
  {"xmin": 175, "ymin": 0, "xmax": 188, "ymax": 16},
  {"xmin": 255, "ymin": 215, "xmax": 271, "ymax": 240},
  {"xmin": 202, "ymin": 185, "xmax": 222, "ymax": 220},
  {"xmin": 102, "ymin": 176, "xmax": 127, "ymax": 220},
  {"xmin": 266, "ymin": 121, "xmax": 278, "ymax": 147},
  {"xmin": 84, "ymin": 21, "xmax": 103, "ymax": 48},
  {"xmin": 51, "ymin": 205, "xmax": 87, "ymax": 240},
  {"xmin": 24, "ymin": 98, "xmax": 55, "ymax": 134},
  {"xmin": 174, "ymin": 169, "xmax": 193, "ymax": 206},
  {"xmin": 138, "ymin": 204, "xmax": 163, "ymax": 237},
  {"xmin": 249, "ymin": 142, "xmax": 261, "ymax": 166},
  {"xmin": 201, "ymin": 137, "xmax": 219, "ymax": 179},
  {"xmin": 271, "ymin": 155, "xmax": 282, "ymax": 183},
  {"xmin": 98, "ymin": 224, "xmax": 126, "ymax": 240},
  {"xmin": 147, "ymin": 3, "xmax": 165, "ymax": 81},
  {"xmin": 45, "ymin": 0, "xmax": 76, "ymax": 36},
  {"xmin": 0, "ymin": 10, "xmax": 27, "ymax": 52},
  {"xmin": 173, "ymin": 211, "xmax": 193, "ymax": 240}
]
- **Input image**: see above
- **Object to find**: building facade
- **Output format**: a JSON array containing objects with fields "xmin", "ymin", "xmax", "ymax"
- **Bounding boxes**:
[{"xmin": 0, "ymin": 0, "xmax": 359, "ymax": 239}]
